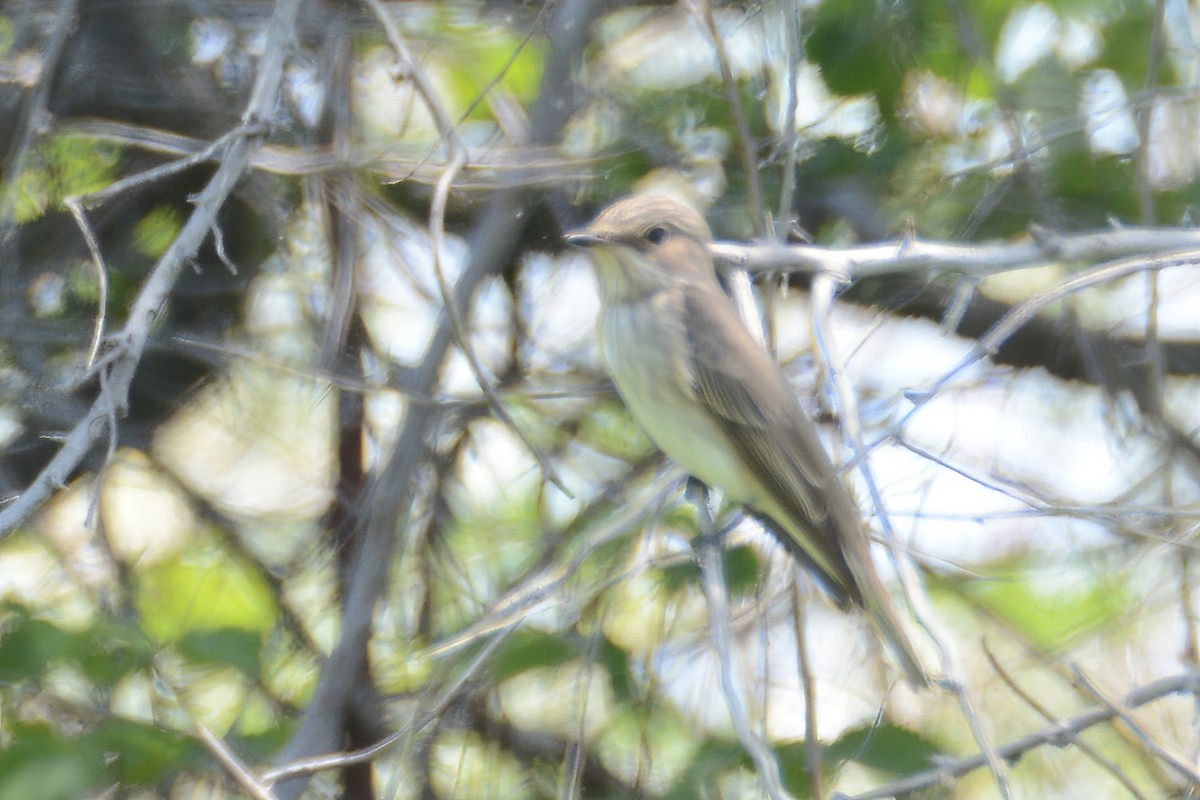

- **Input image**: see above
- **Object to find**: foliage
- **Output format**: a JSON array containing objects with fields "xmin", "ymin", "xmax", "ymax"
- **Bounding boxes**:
[{"xmin": 2, "ymin": 0, "xmax": 1199, "ymax": 798}]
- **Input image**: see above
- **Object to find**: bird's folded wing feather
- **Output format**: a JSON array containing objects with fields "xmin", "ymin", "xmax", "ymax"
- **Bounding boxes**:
[{"xmin": 682, "ymin": 287, "xmax": 863, "ymax": 602}]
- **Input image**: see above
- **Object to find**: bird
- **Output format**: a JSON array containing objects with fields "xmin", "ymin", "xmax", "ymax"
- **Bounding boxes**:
[{"xmin": 565, "ymin": 194, "xmax": 928, "ymax": 687}]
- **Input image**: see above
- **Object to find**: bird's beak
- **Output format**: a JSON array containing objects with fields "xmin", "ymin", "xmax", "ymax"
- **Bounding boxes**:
[{"xmin": 564, "ymin": 230, "xmax": 607, "ymax": 248}]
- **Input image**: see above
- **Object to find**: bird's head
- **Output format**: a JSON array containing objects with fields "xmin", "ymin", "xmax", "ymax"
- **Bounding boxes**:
[{"xmin": 566, "ymin": 195, "xmax": 716, "ymax": 303}]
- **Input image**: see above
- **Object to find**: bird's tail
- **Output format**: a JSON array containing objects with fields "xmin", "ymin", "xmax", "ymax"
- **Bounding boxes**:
[
  {"xmin": 852, "ymin": 560, "xmax": 929, "ymax": 689},
  {"xmin": 757, "ymin": 508, "xmax": 930, "ymax": 687}
]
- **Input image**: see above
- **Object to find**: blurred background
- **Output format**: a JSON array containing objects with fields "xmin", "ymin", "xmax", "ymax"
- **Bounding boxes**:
[{"xmin": 2, "ymin": 0, "xmax": 1200, "ymax": 797}]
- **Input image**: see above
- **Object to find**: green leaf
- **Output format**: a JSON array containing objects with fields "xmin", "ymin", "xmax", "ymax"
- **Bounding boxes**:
[
  {"xmin": 1049, "ymin": 149, "xmax": 1138, "ymax": 226},
  {"xmin": 662, "ymin": 739, "xmax": 750, "ymax": 800},
  {"xmin": 589, "ymin": 151, "xmax": 655, "ymax": 202},
  {"xmin": 0, "ymin": 609, "xmax": 75, "ymax": 681},
  {"xmin": 9, "ymin": 135, "xmax": 121, "ymax": 223},
  {"xmin": 177, "ymin": 627, "xmax": 263, "ymax": 678},
  {"xmin": 657, "ymin": 558, "xmax": 701, "ymax": 595},
  {"xmin": 808, "ymin": 0, "xmax": 932, "ymax": 117},
  {"xmin": 1098, "ymin": 3, "xmax": 1175, "ymax": 92},
  {"xmin": 576, "ymin": 400, "xmax": 655, "ymax": 461},
  {"xmin": 133, "ymin": 205, "xmax": 184, "ymax": 258},
  {"xmin": 76, "ymin": 618, "xmax": 156, "ymax": 685},
  {"xmin": 775, "ymin": 741, "xmax": 817, "ymax": 799},
  {"xmin": 225, "ymin": 725, "xmax": 295, "ymax": 765},
  {"xmin": 444, "ymin": 31, "xmax": 545, "ymax": 112},
  {"xmin": 134, "ymin": 543, "xmax": 277, "ymax": 642},
  {"xmin": 722, "ymin": 544, "xmax": 761, "ymax": 597},
  {"xmin": 0, "ymin": 724, "xmax": 106, "ymax": 800},
  {"xmin": 652, "ymin": 543, "xmax": 760, "ymax": 599},
  {"xmin": 821, "ymin": 722, "xmax": 941, "ymax": 775},
  {"xmin": 600, "ymin": 635, "xmax": 632, "ymax": 703},
  {"xmin": 492, "ymin": 629, "xmax": 576, "ymax": 683},
  {"xmin": 0, "ymin": 16, "xmax": 15, "ymax": 57},
  {"xmin": 0, "ymin": 605, "xmax": 154, "ymax": 686},
  {"xmin": 957, "ymin": 564, "xmax": 1130, "ymax": 651},
  {"xmin": 93, "ymin": 717, "xmax": 200, "ymax": 785}
]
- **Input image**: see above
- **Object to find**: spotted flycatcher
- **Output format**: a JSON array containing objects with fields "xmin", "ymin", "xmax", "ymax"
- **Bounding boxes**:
[{"xmin": 566, "ymin": 194, "xmax": 927, "ymax": 687}]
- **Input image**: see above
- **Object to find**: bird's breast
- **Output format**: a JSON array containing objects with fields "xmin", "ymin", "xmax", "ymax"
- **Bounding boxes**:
[{"xmin": 598, "ymin": 296, "xmax": 759, "ymax": 504}]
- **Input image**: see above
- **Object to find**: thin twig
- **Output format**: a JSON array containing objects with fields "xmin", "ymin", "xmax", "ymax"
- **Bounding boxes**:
[
  {"xmin": 265, "ymin": 625, "xmax": 517, "ymax": 784},
  {"xmin": 563, "ymin": 629, "xmax": 604, "ymax": 800},
  {"xmin": 775, "ymin": 0, "xmax": 804, "ymax": 238},
  {"xmin": 902, "ymin": 246, "xmax": 1200, "ymax": 420},
  {"xmin": 0, "ymin": 0, "xmax": 79, "ymax": 227},
  {"xmin": 692, "ymin": 483, "xmax": 791, "ymax": 800},
  {"xmin": 1134, "ymin": 0, "xmax": 1167, "ymax": 226},
  {"xmin": 198, "ymin": 726, "xmax": 280, "ymax": 800},
  {"xmin": 983, "ymin": 645, "xmax": 1150, "ymax": 800},
  {"xmin": 690, "ymin": 0, "xmax": 766, "ymax": 235},
  {"xmin": 813, "ymin": 272, "xmax": 1015, "ymax": 798},
  {"xmin": 690, "ymin": 0, "xmax": 772, "ymax": 347},
  {"xmin": 364, "ymin": 0, "xmax": 573, "ymax": 498},
  {"xmin": 1136, "ymin": 0, "xmax": 1169, "ymax": 424},
  {"xmin": 62, "ymin": 197, "xmax": 109, "ymax": 372},
  {"xmin": 62, "ymin": 117, "xmax": 589, "ymax": 188},
  {"xmin": 79, "ymin": 126, "xmax": 254, "ymax": 209},
  {"xmin": 1073, "ymin": 665, "xmax": 1200, "ymax": 788},
  {"xmin": 176, "ymin": 334, "xmax": 614, "ymax": 406},
  {"xmin": 1185, "ymin": 551, "xmax": 1200, "ymax": 666},
  {"xmin": 791, "ymin": 577, "xmax": 824, "ymax": 800},
  {"xmin": 839, "ymin": 671, "xmax": 1200, "ymax": 800},
  {"xmin": 809, "ymin": 273, "xmax": 942, "ymax": 678},
  {"xmin": 0, "ymin": 0, "xmax": 301, "ymax": 536}
]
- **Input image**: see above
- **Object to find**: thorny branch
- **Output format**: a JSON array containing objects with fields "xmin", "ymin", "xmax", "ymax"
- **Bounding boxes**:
[{"xmin": 711, "ymin": 225, "xmax": 1200, "ymax": 279}]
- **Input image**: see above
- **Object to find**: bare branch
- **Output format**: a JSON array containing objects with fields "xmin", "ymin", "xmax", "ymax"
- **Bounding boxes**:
[
  {"xmin": 270, "ymin": 3, "xmax": 601, "ymax": 794},
  {"xmin": 711, "ymin": 226, "xmax": 1200, "ymax": 279},
  {"xmin": 689, "ymin": 0, "xmax": 766, "ymax": 235},
  {"xmin": 0, "ymin": 0, "xmax": 303, "ymax": 535},
  {"xmin": 265, "ymin": 624, "xmax": 515, "ymax": 785},
  {"xmin": 364, "ymin": 0, "xmax": 573, "ymax": 498},
  {"xmin": 62, "ymin": 197, "xmax": 109, "ymax": 372},
  {"xmin": 692, "ymin": 483, "xmax": 791, "ymax": 800},
  {"xmin": 1073, "ymin": 666, "xmax": 1200, "ymax": 788},
  {"xmin": 791, "ymin": 578, "xmax": 825, "ymax": 800},
  {"xmin": 904, "ymin": 246, "xmax": 1200, "ymax": 415},
  {"xmin": 838, "ymin": 671, "xmax": 1200, "ymax": 800},
  {"xmin": 61, "ymin": 117, "xmax": 590, "ymax": 189},
  {"xmin": 983, "ymin": 646, "xmax": 1151, "ymax": 800},
  {"xmin": 198, "ymin": 726, "xmax": 280, "ymax": 800}
]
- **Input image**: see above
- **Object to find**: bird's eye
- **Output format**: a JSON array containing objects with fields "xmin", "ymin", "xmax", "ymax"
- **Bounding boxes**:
[{"xmin": 644, "ymin": 226, "xmax": 668, "ymax": 245}]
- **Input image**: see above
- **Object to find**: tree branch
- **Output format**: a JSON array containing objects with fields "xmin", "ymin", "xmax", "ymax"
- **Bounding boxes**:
[
  {"xmin": 838, "ymin": 671, "xmax": 1200, "ymax": 800},
  {"xmin": 0, "ymin": 0, "xmax": 302, "ymax": 535},
  {"xmin": 270, "ymin": 1, "xmax": 602, "ymax": 795},
  {"xmin": 711, "ymin": 225, "xmax": 1200, "ymax": 279}
]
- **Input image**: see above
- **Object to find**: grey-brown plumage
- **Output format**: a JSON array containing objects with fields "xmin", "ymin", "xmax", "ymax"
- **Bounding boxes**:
[{"xmin": 566, "ymin": 195, "xmax": 927, "ymax": 687}]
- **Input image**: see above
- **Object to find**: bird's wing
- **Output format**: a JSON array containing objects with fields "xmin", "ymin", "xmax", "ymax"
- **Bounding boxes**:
[
  {"xmin": 682, "ymin": 286, "xmax": 863, "ymax": 604},
  {"xmin": 683, "ymin": 284, "xmax": 930, "ymax": 687}
]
